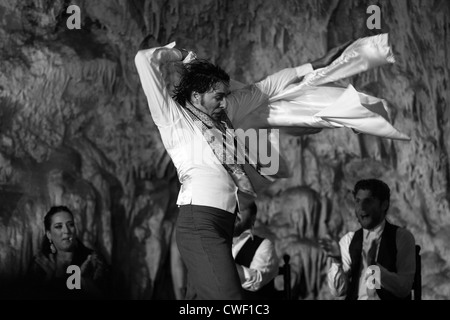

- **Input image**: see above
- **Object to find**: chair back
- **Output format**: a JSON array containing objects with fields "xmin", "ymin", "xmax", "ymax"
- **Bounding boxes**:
[
  {"xmin": 278, "ymin": 254, "xmax": 291, "ymax": 300},
  {"xmin": 412, "ymin": 245, "xmax": 422, "ymax": 300}
]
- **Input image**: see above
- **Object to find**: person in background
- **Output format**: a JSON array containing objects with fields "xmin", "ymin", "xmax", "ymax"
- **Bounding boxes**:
[
  {"xmin": 319, "ymin": 179, "xmax": 416, "ymax": 300},
  {"xmin": 27, "ymin": 206, "xmax": 109, "ymax": 299},
  {"xmin": 232, "ymin": 202, "xmax": 279, "ymax": 300}
]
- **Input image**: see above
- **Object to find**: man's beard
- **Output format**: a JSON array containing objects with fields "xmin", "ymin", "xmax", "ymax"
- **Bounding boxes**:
[
  {"xmin": 211, "ymin": 111, "xmax": 221, "ymax": 121},
  {"xmin": 211, "ymin": 107, "xmax": 225, "ymax": 122}
]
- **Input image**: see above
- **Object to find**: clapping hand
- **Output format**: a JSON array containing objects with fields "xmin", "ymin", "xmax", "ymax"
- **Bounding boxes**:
[
  {"xmin": 318, "ymin": 237, "xmax": 341, "ymax": 262},
  {"xmin": 81, "ymin": 253, "xmax": 104, "ymax": 280},
  {"xmin": 80, "ymin": 254, "xmax": 93, "ymax": 276}
]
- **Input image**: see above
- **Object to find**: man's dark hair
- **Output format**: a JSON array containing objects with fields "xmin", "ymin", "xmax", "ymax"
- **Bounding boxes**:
[
  {"xmin": 44, "ymin": 206, "xmax": 73, "ymax": 231},
  {"xmin": 353, "ymin": 179, "xmax": 391, "ymax": 212},
  {"xmin": 173, "ymin": 59, "xmax": 230, "ymax": 107}
]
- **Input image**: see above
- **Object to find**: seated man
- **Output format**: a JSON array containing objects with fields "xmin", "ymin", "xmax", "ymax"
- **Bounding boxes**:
[
  {"xmin": 319, "ymin": 179, "xmax": 416, "ymax": 300},
  {"xmin": 232, "ymin": 202, "xmax": 279, "ymax": 300}
]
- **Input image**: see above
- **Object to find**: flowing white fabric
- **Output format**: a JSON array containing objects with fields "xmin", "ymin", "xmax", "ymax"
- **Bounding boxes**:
[
  {"xmin": 160, "ymin": 34, "xmax": 409, "ymax": 143},
  {"xmin": 233, "ymin": 34, "xmax": 410, "ymax": 186},
  {"xmin": 238, "ymin": 33, "xmax": 409, "ymax": 141},
  {"xmin": 140, "ymin": 35, "xmax": 409, "ymax": 193}
]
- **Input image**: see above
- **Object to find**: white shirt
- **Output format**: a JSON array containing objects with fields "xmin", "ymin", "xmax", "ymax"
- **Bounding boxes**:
[
  {"xmin": 135, "ymin": 45, "xmax": 313, "ymax": 213},
  {"xmin": 232, "ymin": 230, "xmax": 279, "ymax": 292},
  {"xmin": 328, "ymin": 220, "xmax": 416, "ymax": 299}
]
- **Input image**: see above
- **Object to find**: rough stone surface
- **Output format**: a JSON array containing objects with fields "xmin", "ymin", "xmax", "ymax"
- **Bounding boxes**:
[{"xmin": 0, "ymin": 0, "xmax": 448, "ymax": 299}]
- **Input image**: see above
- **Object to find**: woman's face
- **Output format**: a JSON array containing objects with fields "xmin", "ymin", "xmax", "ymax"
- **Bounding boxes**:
[{"xmin": 46, "ymin": 211, "xmax": 77, "ymax": 253}]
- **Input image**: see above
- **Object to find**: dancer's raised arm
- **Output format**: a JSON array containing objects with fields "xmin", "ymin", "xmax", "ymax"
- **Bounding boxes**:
[{"xmin": 135, "ymin": 43, "xmax": 185, "ymax": 126}]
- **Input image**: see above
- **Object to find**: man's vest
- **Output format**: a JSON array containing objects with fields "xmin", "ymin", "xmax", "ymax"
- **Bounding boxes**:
[
  {"xmin": 346, "ymin": 221, "xmax": 411, "ymax": 300},
  {"xmin": 234, "ymin": 235, "xmax": 279, "ymax": 300}
]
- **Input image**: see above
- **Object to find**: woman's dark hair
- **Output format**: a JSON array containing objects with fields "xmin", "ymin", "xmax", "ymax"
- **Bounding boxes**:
[
  {"xmin": 353, "ymin": 179, "xmax": 391, "ymax": 213},
  {"xmin": 172, "ymin": 59, "xmax": 230, "ymax": 107},
  {"xmin": 41, "ymin": 206, "xmax": 74, "ymax": 256},
  {"xmin": 44, "ymin": 206, "xmax": 73, "ymax": 231}
]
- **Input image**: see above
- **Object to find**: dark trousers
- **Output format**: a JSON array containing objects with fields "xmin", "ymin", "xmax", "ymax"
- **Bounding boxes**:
[{"xmin": 176, "ymin": 205, "xmax": 243, "ymax": 300}]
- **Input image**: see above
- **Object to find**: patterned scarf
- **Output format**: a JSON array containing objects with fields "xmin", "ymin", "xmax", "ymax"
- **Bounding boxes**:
[{"xmin": 184, "ymin": 103, "xmax": 272, "ymax": 199}]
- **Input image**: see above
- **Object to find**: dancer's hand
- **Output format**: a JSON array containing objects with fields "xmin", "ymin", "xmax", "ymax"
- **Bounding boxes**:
[
  {"xmin": 177, "ymin": 47, "xmax": 197, "ymax": 62},
  {"xmin": 178, "ymin": 48, "xmax": 190, "ymax": 60},
  {"xmin": 311, "ymin": 40, "xmax": 353, "ymax": 70}
]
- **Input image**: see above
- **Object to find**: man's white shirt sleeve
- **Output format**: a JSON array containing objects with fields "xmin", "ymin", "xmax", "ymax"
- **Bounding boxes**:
[{"xmin": 327, "ymin": 232, "xmax": 354, "ymax": 297}]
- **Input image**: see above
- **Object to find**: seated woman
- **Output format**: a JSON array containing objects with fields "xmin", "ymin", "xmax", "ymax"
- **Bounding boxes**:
[{"xmin": 27, "ymin": 206, "xmax": 109, "ymax": 299}]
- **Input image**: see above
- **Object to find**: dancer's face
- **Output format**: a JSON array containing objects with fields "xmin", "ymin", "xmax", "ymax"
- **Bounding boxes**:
[{"xmin": 193, "ymin": 82, "xmax": 229, "ymax": 120}]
